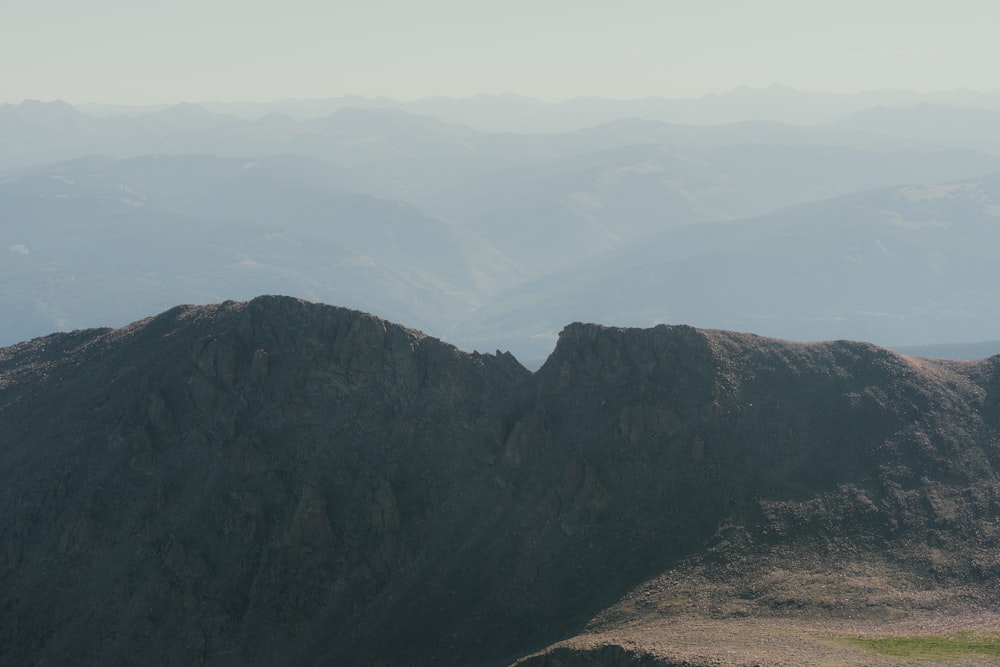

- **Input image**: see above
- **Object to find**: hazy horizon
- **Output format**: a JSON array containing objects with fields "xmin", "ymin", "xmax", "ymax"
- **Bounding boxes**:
[
  {"xmin": 5, "ymin": 1, "xmax": 1000, "ymax": 361},
  {"xmin": 8, "ymin": 84, "xmax": 1000, "ymax": 110},
  {"xmin": 4, "ymin": 0, "xmax": 999, "ymax": 106}
]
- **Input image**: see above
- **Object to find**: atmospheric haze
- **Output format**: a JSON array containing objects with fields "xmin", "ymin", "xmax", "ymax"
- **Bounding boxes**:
[
  {"xmin": 3, "ymin": 0, "xmax": 1000, "ymax": 105},
  {"xmin": 3, "ymin": 1, "xmax": 1000, "ymax": 362}
]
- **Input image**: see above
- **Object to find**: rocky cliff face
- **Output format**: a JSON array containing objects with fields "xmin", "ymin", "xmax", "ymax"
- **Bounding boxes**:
[{"xmin": 2, "ymin": 296, "xmax": 999, "ymax": 666}]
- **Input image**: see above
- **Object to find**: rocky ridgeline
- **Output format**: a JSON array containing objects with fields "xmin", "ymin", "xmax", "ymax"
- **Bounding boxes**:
[{"xmin": 1, "ymin": 296, "xmax": 999, "ymax": 666}]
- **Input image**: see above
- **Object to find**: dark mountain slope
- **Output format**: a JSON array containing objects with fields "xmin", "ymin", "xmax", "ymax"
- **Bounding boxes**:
[{"xmin": 2, "ymin": 296, "xmax": 999, "ymax": 666}]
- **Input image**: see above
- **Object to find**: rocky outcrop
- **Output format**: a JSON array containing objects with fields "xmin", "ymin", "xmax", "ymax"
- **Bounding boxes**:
[{"xmin": 1, "ymin": 296, "xmax": 999, "ymax": 665}]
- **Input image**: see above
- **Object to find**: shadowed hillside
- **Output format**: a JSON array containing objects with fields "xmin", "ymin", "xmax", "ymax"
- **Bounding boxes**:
[{"xmin": 2, "ymin": 296, "xmax": 999, "ymax": 665}]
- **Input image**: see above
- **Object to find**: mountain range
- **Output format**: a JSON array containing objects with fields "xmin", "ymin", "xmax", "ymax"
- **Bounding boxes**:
[
  {"xmin": 462, "ymin": 175, "xmax": 1000, "ymax": 359},
  {"xmin": 5, "ymin": 95, "xmax": 1000, "ymax": 361},
  {"xmin": 75, "ymin": 86, "xmax": 1000, "ymax": 132}
]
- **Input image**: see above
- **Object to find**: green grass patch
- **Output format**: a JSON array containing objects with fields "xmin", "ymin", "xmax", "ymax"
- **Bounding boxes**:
[{"xmin": 841, "ymin": 632, "xmax": 1000, "ymax": 660}]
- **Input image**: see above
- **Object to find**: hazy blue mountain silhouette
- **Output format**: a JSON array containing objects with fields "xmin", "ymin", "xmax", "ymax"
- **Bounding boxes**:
[
  {"xmin": 836, "ymin": 104, "xmax": 1000, "ymax": 153},
  {"xmin": 455, "ymin": 175, "xmax": 1000, "ymax": 360},
  {"xmin": 6, "ymin": 98, "xmax": 1000, "ymax": 362},
  {"xmin": 79, "ymin": 86, "xmax": 1000, "ymax": 132},
  {"xmin": 0, "ymin": 154, "xmax": 524, "ymax": 346}
]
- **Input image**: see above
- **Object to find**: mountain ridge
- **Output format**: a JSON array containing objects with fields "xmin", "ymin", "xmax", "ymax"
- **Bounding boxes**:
[{"xmin": 2, "ymin": 296, "xmax": 999, "ymax": 665}]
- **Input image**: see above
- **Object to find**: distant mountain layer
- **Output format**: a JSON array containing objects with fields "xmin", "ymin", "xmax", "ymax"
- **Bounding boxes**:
[
  {"xmin": 836, "ymin": 103, "xmax": 1000, "ymax": 153},
  {"xmin": 2, "ymin": 296, "xmax": 999, "ymax": 665},
  {"xmin": 0, "ymin": 154, "xmax": 526, "ymax": 346},
  {"xmin": 5, "ymin": 149, "xmax": 1000, "ymax": 360},
  {"xmin": 460, "ymin": 175, "xmax": 1000, "ymax": 359},
  {"xmin": 5, "ymin": 99, "xmax": 1000, "ymax": 363},
  {"xmin": 75, "ymin": 86, "xmax": 1000, "ymax": 131}
]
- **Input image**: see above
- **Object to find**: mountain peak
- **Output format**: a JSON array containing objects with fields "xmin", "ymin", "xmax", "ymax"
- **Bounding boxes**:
[{"xmin": 0, "ymin": 98, "xmax": 83, "ymax": 120}]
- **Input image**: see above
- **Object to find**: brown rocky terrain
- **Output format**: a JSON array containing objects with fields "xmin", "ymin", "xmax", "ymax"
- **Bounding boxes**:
[{"xmin": 1, "ymin": 295, "xmax": 999, "ymax": 665}]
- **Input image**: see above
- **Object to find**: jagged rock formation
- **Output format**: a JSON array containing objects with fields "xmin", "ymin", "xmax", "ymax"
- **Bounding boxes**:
[{"xmin": 2, "ymin": 296, "xmax": 999, "ymax": 666}]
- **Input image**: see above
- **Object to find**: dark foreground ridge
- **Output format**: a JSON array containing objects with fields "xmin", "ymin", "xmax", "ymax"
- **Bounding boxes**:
[{"xmin": 2, "ymin": 296, "xmax": 1000, "ymax": 666}]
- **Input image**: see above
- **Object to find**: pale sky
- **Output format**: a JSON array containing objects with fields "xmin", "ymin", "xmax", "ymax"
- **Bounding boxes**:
[{"xmin": 2, "ymin": 0, "xmax": 998, "ymax": 105}]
